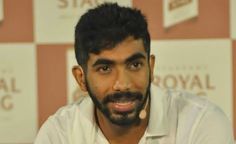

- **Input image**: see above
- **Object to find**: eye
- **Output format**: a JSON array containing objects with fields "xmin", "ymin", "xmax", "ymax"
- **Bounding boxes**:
[
  {"xmin": 128, "ymin": 61, "xmax": 143, "ymax": 71},
  {"xmin": 96, "ymin": 65, "xmax": 112, "ymax": 74}
]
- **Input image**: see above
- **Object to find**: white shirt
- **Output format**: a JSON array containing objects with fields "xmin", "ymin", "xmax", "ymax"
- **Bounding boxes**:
[{"xmin": 34, "ymin": 85, "xmax": 234, "ymax": 144}]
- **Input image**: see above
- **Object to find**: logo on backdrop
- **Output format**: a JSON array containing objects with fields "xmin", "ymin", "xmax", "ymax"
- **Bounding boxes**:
[
  {"xmin": 58, "ymin": 0, "xmax": 100, "ymax": 9},
  {"xmin": 169, "ymin": 0, "xmax": 192, "ymax": 10},
  {"xmin": 163, "ymin": 0, "xmax": 198, "ymax": 28},
  {"xmin": 153, "ymin": 65, "xmax": 215, "ymax": 96},
  {"xmin": 57, "ymin": 0, "xmax": 103, "ymax": 18},
  {"xmin": 0, "ymin": 68, "xmax": 20, "ymax": 111}
]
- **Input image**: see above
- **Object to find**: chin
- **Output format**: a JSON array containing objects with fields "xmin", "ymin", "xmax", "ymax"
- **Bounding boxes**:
[{"xmin": 108, "ymin": 111, "xmax": 141, "ymax": 126}]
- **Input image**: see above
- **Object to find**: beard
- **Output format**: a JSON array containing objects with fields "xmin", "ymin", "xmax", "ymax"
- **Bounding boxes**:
[{"xmin": 85, "ymin": 77, "xmax": 151, "ymax": 126}]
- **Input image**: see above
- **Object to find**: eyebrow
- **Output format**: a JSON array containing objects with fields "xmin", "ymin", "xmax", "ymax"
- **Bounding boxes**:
[
  {"xmin": 92, "ymin": 52, "xmax": 146, "ymax": 67},
  {"xmin": 124, "ymin": 52, "xmax": 146, "ymax": 64},
  {"xmin": 92, "ymin": 59, "xmax": 115, "ymax": 67}
]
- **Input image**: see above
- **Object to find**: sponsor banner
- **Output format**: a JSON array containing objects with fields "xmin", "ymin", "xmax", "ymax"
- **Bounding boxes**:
[
  {"xmin": 67, "ymin": 48, "xmax": 87, "ymax": 104},
  {"xmin": 0, "ymin": 44, "xmax": 37, "ymax": 143},
  {"xmin": 231, "ymin": 0, "xmax": 236, "ymax": 39},
  {"xmin": 0, "ymin": 0, "xmax": 3, "ymax": 22},
  {"xmin": 34, "ymin": 0, "xmax": 132, "ymax": 44},
  {"xmin": 163, "ymin": 0, "xmax": 198, "ymax": 28},
  {"xmin": 151, "ymin": 39, "xmax": 233, "ymax": 121}
]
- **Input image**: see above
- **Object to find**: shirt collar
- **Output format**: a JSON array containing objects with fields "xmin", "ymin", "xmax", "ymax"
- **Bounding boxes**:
[
  {"xmin": 77, "ymin": 96, "xmax": 95, "ymax": 122},
  {"xmin": 146, "ymin": 84, "xmax": 169, "ymax": 137}
]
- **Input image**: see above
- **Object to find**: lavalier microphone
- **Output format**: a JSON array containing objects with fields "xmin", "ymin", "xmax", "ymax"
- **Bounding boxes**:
[{"xmin": 139, "ymin": 96, "xmax": 149, "ymax": 119}]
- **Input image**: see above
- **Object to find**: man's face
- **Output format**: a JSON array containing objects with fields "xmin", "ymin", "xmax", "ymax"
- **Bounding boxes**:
[{"xmin": 80, "ymin": 37, "xmax": 155, "ymax": 126}]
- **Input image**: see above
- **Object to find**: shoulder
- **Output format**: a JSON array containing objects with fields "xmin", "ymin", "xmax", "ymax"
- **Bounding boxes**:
[
  {"xmin": 47, "ymin": 96, "xmax": 93, "ymax": 129},
  {"xmin": 169, "ymin": 89, "xmax": 208, "ymax": 109},
  {"xmin": 48, "ymin": 96, "xmax": 90, "ymax": 123},
  {"xmin": 34, "ymin": 96, "xmax": 94, "ymax": 144},
  {"xmin": 168, "ymin": 88, "xmax": 231, "ymax": 124},
  {"xmin": 167, "ymin": 89, "xmax": 225, "ymax": 117},
  {"xmin": 188, "ymin": 94, "xmax": 234, "ymax": 143},
  {"xmin": 167, "ymin": 89, "xmax": 234, "ymax": 143}
]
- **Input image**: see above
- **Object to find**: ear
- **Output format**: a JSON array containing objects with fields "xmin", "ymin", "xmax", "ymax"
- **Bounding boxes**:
[
  {"xmin": 72, "ymin": 65, "xmax": 87, "ymax": 92},
  {"xmin": 149, "ymin": 54, "xmax": 155, "ymax": 82}
]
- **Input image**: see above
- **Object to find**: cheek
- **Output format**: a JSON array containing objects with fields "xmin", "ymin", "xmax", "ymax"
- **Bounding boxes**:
[
  {"xmin": 86, "ymin": 74, "xmax": 113, "ymax": 100},
  {"xmin": 130, "ymin": 70, "xmax": 150, "ymax": 90}
]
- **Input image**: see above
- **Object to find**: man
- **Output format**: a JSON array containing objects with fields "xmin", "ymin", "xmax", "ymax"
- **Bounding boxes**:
[{"xmin": 35, "ymin": 3, "xmax": 234, "ymax": 144}]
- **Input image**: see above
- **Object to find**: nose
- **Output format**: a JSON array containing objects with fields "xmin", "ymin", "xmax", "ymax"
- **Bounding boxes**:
[{"xmin": 112, "ymin": 70, "xmax": 131, "ymax": 91}]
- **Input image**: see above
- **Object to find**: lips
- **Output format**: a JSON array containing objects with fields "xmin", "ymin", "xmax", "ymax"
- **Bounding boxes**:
[
  {"xmin": 102, "ymin": 91, "xmax": 142, "ymax": 113},
  {"xmin": 109, "ymin": 101, "xmax": 136, "ymax": 112}
]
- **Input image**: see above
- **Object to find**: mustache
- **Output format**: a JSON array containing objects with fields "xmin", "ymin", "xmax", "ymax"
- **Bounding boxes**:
[{"xmin": 102, "ymin": 91, "xmax": 143, "ymax": 104}]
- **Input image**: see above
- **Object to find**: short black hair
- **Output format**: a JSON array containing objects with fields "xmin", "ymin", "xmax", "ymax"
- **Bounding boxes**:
[{"xmin": 74, "ymin": 3, "xmax": 150, "ymax": 70}]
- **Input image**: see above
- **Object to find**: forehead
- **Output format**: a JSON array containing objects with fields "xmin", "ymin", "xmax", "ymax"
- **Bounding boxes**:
[{"xmin": 88, "ymin": 37, "xmax": 146, "ymax": 63}]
